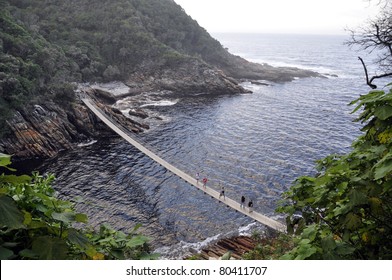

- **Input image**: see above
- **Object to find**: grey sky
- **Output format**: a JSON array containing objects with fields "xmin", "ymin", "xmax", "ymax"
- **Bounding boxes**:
[{"xmin": 173, "ymin": 0, "xmax": 381, "ymax": 34}]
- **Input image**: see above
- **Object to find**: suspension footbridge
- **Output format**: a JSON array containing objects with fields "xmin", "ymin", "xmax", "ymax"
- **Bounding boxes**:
[{"xmin": 82, "ymin": 97, "xmax": 286, "ymax": 232}]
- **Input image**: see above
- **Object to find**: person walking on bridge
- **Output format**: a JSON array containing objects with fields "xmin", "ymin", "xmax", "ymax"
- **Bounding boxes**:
[
  {"xmin": 248, "ymin": 200, "xmax": 253, "ymax": 213},
  {"xmin": 202, "ymin": 177, "xmax": 208, "ymax": 189},
  {"xmin": 195, "ymin": 172, "xmax": 200, "ymax": 185},
  {"xmin": 240, "ymin": 195, "xmax": 246, "ymax": 208},
  {"xmin": 219, "ymin": 186, "xmax": 225, "ymax": 200}
]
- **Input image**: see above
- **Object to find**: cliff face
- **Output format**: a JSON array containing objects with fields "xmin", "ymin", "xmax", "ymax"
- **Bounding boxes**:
[
  {"xmin": 0, "ymin": 93, "xmax": 148, "ymax": 160},
  {"xmin": 0, "ymin": 103, "xmax": 95, "ymax": 159}
]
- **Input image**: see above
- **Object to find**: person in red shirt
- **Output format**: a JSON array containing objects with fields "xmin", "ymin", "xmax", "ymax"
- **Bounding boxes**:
[{"xmin": 202, "ymin": 177, "xmax": 208, "ymax": 189}]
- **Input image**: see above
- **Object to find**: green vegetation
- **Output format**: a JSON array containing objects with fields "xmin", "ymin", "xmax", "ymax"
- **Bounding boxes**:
[
  {"xmin": 277, "ymin": 84, "xmax": 392, "ymax": 259},
  {"xmin": 242, "ymin": 232, "xmax": 294, "ymax": 260},
  {"xmin": 273, "ymin": 1, "xmax": 392, "ymax": 260},
  {"xmin": 0, "ymin": 0, "xmax": 227, "ymax": 134},
  {"xmin": 0, "ymin": 153, "xmax": 157, "ymax": 260}
]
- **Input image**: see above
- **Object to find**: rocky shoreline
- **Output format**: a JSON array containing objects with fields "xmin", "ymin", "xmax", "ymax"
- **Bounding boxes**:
[
  {"xmin": 0, "ymin": 56, "xmax": 322, "ymax": 162},
  {"xmin": 0, "ymin": 88, "xmax": 148, "ymax": 161}
]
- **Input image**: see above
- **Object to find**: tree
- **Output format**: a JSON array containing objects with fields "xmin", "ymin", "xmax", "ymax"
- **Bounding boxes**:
[{"xmin": 347, "ymin": 0, "xmax": 392, "ymax": 89}]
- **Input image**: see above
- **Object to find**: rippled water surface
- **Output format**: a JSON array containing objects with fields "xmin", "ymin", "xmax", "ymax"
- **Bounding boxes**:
[{"xmin": 38, "ymin": 34, "xmax": 371, "ymax": 258}]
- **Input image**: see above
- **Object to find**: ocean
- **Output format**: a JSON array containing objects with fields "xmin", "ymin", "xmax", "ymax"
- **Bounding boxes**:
[{"xmin": 37, "ymin": 33, "xmax": 377, "ymax": 258}]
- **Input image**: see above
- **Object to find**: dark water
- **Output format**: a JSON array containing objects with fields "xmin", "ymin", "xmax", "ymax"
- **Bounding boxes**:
[{"xmin": 37, "ymin": 34, "xmax": 373, "ymax": 258}]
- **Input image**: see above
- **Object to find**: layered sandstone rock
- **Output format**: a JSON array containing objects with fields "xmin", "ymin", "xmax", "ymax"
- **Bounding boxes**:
[{"xmin": 0, "ymin": 94, "xmax": 147, "ymax": 160}]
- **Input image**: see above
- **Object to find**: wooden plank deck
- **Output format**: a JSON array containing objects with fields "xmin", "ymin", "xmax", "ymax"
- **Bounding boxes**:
[{"xmin": 82, "ymin": 98, "xmax": 286, "ymax": 232}]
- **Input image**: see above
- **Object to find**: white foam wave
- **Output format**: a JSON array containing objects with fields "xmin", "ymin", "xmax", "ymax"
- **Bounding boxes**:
[
  {"xmin": 77, "ymin": 140, "xmax": 97, "ymax": 147},
  {"xmin": 154, "ymin": 222, "xmax": 265, "ymax": 260},
  {"xmin": 140, "ymin": 99, "xmax": 179, "ymax": 108},
  {"xmin": 154, "ymin": 233, "xmax": 223, "ymax": 260},
  {"xmin": 251, "ymin": 58, "xmax": 342, "ymax": 77}
]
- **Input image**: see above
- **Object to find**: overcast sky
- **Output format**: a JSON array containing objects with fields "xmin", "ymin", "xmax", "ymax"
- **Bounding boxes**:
[{"xmin": 173, "ymin": 0, "xmax": 381, "ymax": 34}]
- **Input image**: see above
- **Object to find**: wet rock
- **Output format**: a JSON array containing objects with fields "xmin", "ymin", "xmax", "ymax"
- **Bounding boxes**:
[
  {"xmin": 92, "ymin": 88, "xmax": 117, "ymax": 104},
  {"xmin": 251, "ymin": 81, "xmax": 270, "ymax": 86},
  {"xmin": 128, "ymin": 108, "xmax": 149, "ymax": 119}
]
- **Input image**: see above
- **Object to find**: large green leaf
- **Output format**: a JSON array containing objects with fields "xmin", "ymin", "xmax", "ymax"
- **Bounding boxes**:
[
  {"xmin": 0, "ymin": 246, "xmax": 14, "ymax": 260},
  {"xmin": 294, "ymin": 240, "xmax": 318, "ymax": 260},
  {"xmin": 32, "ymin": 236, "xmax": 68, "ymax": 260},
  {"xmin": 19, "ymin": 249, "xmax": 38, "ymax": 259},
  {"xmin": 348, "ymin": 189, "xmax": 368, "ymax": 207},
  {"xmin": 321, "ymin": 236, "xmax": 336, "ymax": 251},
  {"xmin": 301, "ymin": 224, "xmax": 318, "ymax": 241},
  {"xmin": 51, "ymin": 212, "xmax": 76, "ymax": 224},
  {"xmin": 374, "ymin": 105, "xmax": 392, "ymax": 120},
  {"xmin": 373, "ymin": 158, "xmax": 392, "ymax": 180},
  {"xmin": 335, "ymin": 243, "xmax": 356, "ymax": 255},
  {"xmin": 110, "ymin": 249, "xmax": 125, "ymax": 260},
  {"xmin": 126, "ymin": 235, "xmax": 150, "ymax": 248},
  {"xmin": 67, "ymin": 228, "xmax": 90, "ymax": 250},
  {"xmin": 0, "ymin": 195, "xmax": 25, "ymax": 229},
  {"xmin": 0, "ymin": 174, "xmax": 31, "ymax": 184},
  {"xmin": 0, "ymin": 153, "xmax": 12, "ymax": 168},
  {"xmin": 75, "ymin": 213, "xmax": 88, "ymax": 223}
]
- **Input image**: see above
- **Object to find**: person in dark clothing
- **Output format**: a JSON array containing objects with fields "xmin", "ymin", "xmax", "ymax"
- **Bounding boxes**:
[
  {"xmin": 240, "ymin": 196, "xmax": 246, "ymax": 208},
  {"xmin": 219, "ymin": 186, "xmax": 225, "ymax": 200},
  {"xmin": 248, "ymin": 200, "xmax": 253, "ymax": 213}
]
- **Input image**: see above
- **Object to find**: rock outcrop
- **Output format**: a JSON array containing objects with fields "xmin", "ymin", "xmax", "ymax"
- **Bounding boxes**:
[
  {"xmin": 0, "ymin": 92, "xmax": 148, "ymax": 161},
  {"xmin": 213, "ymin": 52, "xmax": 323, "ymax": 82},
  {"xmin": 125, "ymin": 58, "xmax": 251, "ymax": 96}
]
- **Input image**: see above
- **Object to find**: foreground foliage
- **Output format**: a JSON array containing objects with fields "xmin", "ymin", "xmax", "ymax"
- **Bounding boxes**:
[
  {"xmin": 0, "ymin": 153, "xmax": 157, "ymax": 260},
  {"xmin": 242, "ymin": 232, "xmax": 294, "ymax": 260},
  {"xmin": 278, "ymin": 85, "xmax": 392, "ymax": 259}
]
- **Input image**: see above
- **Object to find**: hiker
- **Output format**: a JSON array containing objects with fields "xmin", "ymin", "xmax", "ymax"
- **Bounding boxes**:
[
  {"xmin": 202, "ymin": 177, "xmax": 208, "ymax": 188},
  {"xmin": 248, "ymin": 200, "xmax": 253, "ymax": 213},
  {"xmin": 240, "ymin": 195, "xmax": 245, "ymax": 208},
  {"xmin": 219, "ymin": 186, "xmax": 225, "ymax": 200}
]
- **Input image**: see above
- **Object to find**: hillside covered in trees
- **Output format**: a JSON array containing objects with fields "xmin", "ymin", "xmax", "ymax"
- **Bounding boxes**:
[{"xmin": 0, "ymin": 0, "xmax": 318, "ymax": 158}]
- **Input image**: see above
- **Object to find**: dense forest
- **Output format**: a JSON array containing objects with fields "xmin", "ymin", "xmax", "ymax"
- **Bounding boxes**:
[{"xmin": 0, "ymin": 0, "xmax": 228, "ymax": 135}]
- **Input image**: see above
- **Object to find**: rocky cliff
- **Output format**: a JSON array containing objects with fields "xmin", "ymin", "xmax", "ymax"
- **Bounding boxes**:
[{"xmin": 0, "ymin": 89, "xmax": 149, "ymax": 160}]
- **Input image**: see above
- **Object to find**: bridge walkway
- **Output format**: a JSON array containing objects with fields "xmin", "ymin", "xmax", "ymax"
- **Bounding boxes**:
[{"xmin": 82, "ymin": 98, "xmax": 286, "ymax": 232}]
